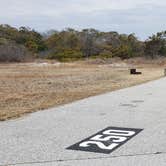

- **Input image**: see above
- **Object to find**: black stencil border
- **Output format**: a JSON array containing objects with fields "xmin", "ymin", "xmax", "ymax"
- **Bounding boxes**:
[{"xmin": 66, "ymin": 126, "xmax": 143, "ymax": 154}]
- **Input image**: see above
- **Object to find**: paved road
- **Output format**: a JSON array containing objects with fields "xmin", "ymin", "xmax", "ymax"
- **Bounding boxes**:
[{"xmin": 1, "ymin": 78, "xmax": 166, "ymax": 166}]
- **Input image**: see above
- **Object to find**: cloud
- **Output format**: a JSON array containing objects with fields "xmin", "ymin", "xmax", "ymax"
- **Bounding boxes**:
[{"xmin": 0, "ymin": 0, "xmax": 166, "ymax": 39}]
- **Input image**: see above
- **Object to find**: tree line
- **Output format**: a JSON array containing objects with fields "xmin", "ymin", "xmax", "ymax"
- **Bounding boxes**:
[{"xmin": 0, "ymin": 24, "xmax": 166, "ymax": 62}]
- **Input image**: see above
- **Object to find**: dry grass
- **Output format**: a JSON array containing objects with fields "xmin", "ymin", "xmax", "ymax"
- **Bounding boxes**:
[{"xmin": 0, "ymin": 59, "xmax": 164, "ymax": 121}]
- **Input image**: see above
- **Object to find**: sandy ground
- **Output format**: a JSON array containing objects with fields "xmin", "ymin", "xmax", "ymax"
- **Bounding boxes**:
[{"xmin": 0, "ymin": 60, "xmax": 164, "ymax": 121}]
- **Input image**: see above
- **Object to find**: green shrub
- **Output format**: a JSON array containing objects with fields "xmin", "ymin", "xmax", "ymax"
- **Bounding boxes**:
[
  {"xmin": 47, "ymin": 49, "xmax": 83, "ymax": 62},
  {"xmin": 98, "ymin": 50, "xmax": 113, "ymax": 59},
  {"xmin": 113, "ymin": 45, "xmax": 132, "ymax": 59}
]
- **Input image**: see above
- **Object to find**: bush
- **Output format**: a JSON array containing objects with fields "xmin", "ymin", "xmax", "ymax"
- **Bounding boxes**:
[
  {"xmin": 0, "ymin": 42, "xmax": 30, "ymax": 62},
  {"xmin": 98, "ymin": 50, "xmax": 113, "ymax": 59},
  {"xmin": 0, "ymin": 38, "xmax": 8, "ymax": 45},
  {"xmin": 113, "ymin": 45, "xmax": 132, "ymax": 59},
  {"xmin": 47, "ymin": 49, "xmax": 83, "ymax": 62}
]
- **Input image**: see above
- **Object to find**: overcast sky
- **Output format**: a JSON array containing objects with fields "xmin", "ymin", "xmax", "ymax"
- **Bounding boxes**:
[{"xmin": 0, "ymin": 0, "xmax": 166, "ymax": 40}]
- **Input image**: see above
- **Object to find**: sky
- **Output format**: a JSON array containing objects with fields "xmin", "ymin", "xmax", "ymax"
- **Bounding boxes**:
[{"xmin": 0, "ymin": 0, "xmax": 166, "ymax": 40}]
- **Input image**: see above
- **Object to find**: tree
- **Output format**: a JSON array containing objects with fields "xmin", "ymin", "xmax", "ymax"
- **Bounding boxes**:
[
  {"xmin": 0, "ymin": 24, "xmax": 147, "ymax": 61},
  {"xmin": 113, "ymin": 45, "xmax": 132, "ymax": 59},
  {"xmin": 0, "ymin": 42, "xmax": 30, "ymax": 62},
  {"xmin": 80, "ymin": 29, "xmax": 100, "ymax": 57},
  {"xmin": 145, "ymin": 31, "xmax": 166, "ymax": 58}
]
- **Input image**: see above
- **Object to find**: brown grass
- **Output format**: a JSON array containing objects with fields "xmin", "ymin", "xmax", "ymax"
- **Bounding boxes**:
[{"xmin": 0, "ymin": 59, "xmax": 164, "ymax": 121}]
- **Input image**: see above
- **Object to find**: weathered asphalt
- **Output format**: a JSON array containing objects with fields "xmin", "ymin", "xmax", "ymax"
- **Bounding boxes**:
[{"xmin": 0, "ymin": 77, "xmax": 166, "ymax": 165}]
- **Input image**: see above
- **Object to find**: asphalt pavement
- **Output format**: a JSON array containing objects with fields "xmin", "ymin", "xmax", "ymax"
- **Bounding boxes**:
[{"xmin": 1, "ymin": 77, "xmax": 166, "ymax": 165}]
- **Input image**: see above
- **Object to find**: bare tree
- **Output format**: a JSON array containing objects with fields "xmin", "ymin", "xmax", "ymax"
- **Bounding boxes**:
[{"xmin": 0, "ymin": 42, "xmax": 30, "ymax": 62}]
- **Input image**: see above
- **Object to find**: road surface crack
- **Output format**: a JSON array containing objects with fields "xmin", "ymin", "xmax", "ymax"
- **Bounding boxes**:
[{"xmin": 2, "ymin": 151, "xmax": 165, "ymax": 166}]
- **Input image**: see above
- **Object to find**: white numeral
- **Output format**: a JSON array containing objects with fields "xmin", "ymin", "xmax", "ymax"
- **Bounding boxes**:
[
  {"xmin": 103, "ymin": 129, "xmax": 135, "ymax": 136},
  {"xmin": 79, "ymin": 141, "xmax": 118, "ymax": 150},
  {"xmin": 90, "ymin": 134, "xmax": 127, "ymax": 142}
]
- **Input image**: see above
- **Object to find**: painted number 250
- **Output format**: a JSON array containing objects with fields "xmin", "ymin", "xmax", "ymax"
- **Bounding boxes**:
[{"xmin": 79, "ymin": 129, "xmax": 135, "ymax": 150}]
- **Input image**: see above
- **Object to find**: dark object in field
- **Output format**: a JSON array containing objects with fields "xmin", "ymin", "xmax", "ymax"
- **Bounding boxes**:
[{"xmin": 130, "ymin": 69, "xmax": 142, "ymax": 75}]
